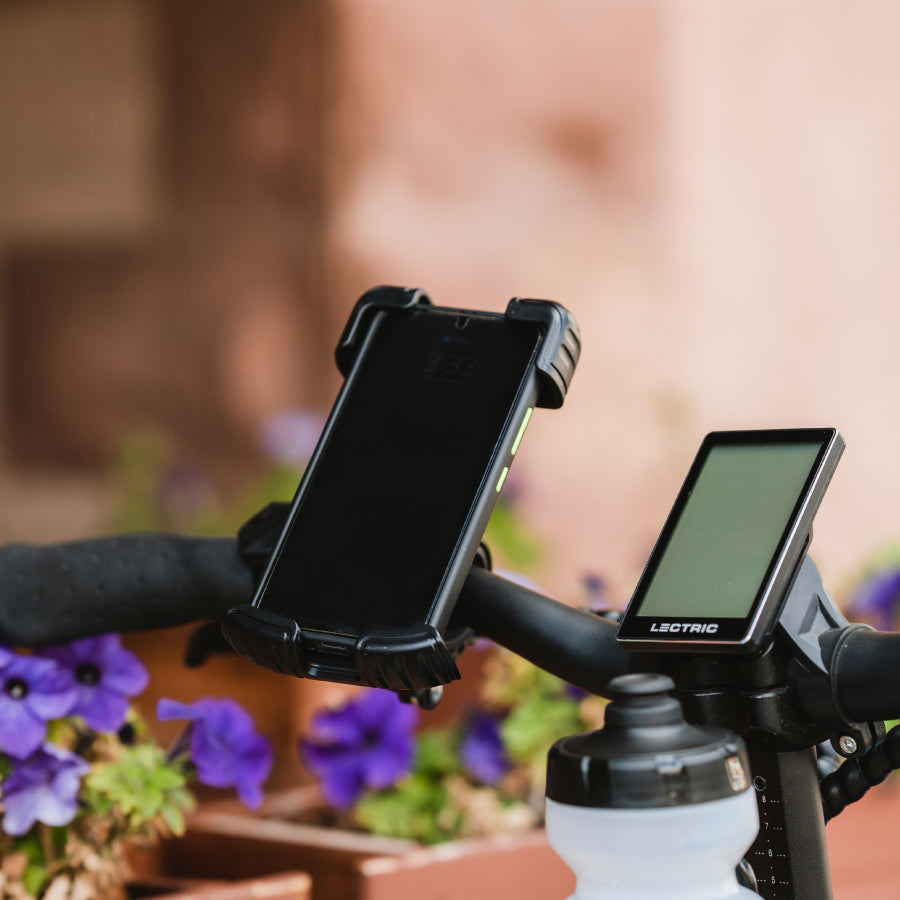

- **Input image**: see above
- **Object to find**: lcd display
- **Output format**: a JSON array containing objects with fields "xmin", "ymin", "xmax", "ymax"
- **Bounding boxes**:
[
  {"xmin": 254, "ymin": 309, "xmax": 540, "ymax": 633},
  {"xmin": 617, "ymin": 428, "xmax": 844, "ymax": 652},
  {"xmin": 636, "ymin": 443, "xmax": 822, "ymax": 618}
]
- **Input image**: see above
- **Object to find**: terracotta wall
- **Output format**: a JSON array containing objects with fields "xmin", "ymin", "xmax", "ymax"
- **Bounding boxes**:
[
  {"xmin": 323, "ymin": 0, "xmax": 666, "ymax": 606},
  {"xmin": 0, "ymin": 0, "xmax": 337, "ymax": 513},
  {"xmin": 320, "ymin": 1, "xmax": 900, "ymax": 605},
  {"xmin": 0, "ymin": 0, "xmax": 345, "ymax": 785}
]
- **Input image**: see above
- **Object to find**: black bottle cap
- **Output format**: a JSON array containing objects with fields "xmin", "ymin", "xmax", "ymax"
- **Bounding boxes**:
[{"xmin": 546, "ymin": 673, "xmax": 750, "ymax": 808}]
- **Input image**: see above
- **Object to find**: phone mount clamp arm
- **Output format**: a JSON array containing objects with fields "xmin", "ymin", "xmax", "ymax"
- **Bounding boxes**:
[{"xmin": 335, "ymin": 285, "xmax": 581, "ymax": 408}]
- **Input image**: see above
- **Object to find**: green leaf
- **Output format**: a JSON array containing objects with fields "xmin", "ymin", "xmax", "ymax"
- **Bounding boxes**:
[
  {"xmin": 107, "ymin": 431, "xmax": 173, "ymax": 533},
  {"xmin": 83, "ymin": 742, "xmax": 194, "ymax": 836},
  {"xmin": 356, "ymin": 775, "xmax": 459, "ymax": 844},
  {"xmin": 415, "ymin": 729, "xmax": 462, "ymax": 778},
  {"xmin": 50, "ymin": 826, "xmax": 68, "ymax": 854},
  {"xmin": 159, "ymin": 803, "xmax": 186, "ymax": 837},
  {"xmin": 13, "ymin": 830, "xmax": 45, "ymax": 866},
  {"xmin": 501, "ymin": 694, "xmax": 583, "ymax": 765},
  {"xmin": 180, "ymin": 464, "xmax": 305, "ymax": 536},
  {"xmin": 12, "ymin": 831, "xmax": 50, "ymax": 897},
  {"xmin": 484, "ymin": 501, "xmax": 542, "ymax": 570},
  {"xmin": 23, "ymin": 860, "xmax": 49, "ymax": 898},
  {"xmin": 149, "ymin": 766, "xmax": 188, "ymax": 791}
]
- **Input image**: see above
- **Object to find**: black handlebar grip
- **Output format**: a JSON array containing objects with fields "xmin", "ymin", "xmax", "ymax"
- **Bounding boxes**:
[
  {"xmin": 832, "ymin": 628, "xmax": 900, "ymax": 723},
  {"xmin": 454, "ymin": 566, "xmax": 635, "ymax": 698},
  {"xmin": 0, "ymin": 534, "xmax": 253, "ymax": 648}
]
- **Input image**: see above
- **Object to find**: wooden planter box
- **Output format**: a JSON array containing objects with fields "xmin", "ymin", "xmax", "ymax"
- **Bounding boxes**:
[
  {"xmin": 129, "ymin": 871, "xmax": 311, "ymax": 900},
  {"xmin": 155, "ymin": 787, "xmax": 574, "ymax": 900},
  {"xmin": 826, "ymin": 780, "xmax": 900, "ymax": 898}
]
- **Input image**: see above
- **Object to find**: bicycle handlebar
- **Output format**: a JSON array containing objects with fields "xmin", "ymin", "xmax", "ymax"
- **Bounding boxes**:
[
  {"xmin": 831, "ymin": 628, "xmax": 900, "ymax": 723},
  {"xmin": 0, "ymin": 534, "xmax": 252, "ymax": 647},
  {"xmin": 453, "ymin": 566, "xmax": 634, "ymax": 695},
  {"xmin": 4, "ymin": 532, "xmax": 900, "ymax": 728},
  {"xmin": 0, "ymin": 534, "xmax": 633, "ymax": 693}
]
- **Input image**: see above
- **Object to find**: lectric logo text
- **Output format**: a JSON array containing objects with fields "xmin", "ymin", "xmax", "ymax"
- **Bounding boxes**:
[{"xmin": 650, "ymin": 622, "xmax": 720, "ymax": 634}]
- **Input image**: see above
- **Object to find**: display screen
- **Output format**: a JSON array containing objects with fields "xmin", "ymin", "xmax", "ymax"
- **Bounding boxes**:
[
  {"xmin": 636, "ymin": 442, "xmax": 822, "ymax": 618},
  {"xmin": 254, "ymin": 309, "xmax": 540, "ymax": 633},
  {"xmin": 617, "ymin": 429, "xmax": 843, "ymax": 651}
]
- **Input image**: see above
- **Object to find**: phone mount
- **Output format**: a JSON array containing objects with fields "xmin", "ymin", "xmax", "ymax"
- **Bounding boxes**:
[
  {"xmin": 336, "ymin": 286, "xmax": 580, "ymax": 408},
  {"xmin": 221, "ymin": 287, "xmax": 580, "ymax": 694}
]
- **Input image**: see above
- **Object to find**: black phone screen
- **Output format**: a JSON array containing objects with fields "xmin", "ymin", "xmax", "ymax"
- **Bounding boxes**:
[{"xmin": 254, "ymin": 309, "xmax": 541, "ymax": 633}]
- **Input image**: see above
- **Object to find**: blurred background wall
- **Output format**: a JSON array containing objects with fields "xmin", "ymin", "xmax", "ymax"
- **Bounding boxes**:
[{"xmin": 1, "ymin": 2, "xmax": 899, "ymax": 615}]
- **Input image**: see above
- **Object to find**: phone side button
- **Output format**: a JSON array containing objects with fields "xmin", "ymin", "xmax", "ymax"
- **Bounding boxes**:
[{"xmin": 511, "ymin": 407, "xmax": 534, "ymax": 456}]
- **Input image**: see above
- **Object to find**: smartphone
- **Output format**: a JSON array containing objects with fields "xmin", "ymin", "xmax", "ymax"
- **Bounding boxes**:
[{"xmin": 224, "ymin": 287, "xmax": 579, "ymax": 689}]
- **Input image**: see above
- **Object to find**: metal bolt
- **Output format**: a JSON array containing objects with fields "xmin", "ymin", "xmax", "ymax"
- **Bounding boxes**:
[
  {"xmin": 415, "ymin": 685, "xmax": 444, "ymax": 710},
  {"xmin": 839, "ymin": 735, "xmax": 858, "ymax": 756}
]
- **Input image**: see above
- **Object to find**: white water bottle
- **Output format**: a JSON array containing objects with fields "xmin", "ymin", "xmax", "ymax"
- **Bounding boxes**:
[{"xmin": 545, "ymin": 674, "xmax": 759, "ymax": 899}]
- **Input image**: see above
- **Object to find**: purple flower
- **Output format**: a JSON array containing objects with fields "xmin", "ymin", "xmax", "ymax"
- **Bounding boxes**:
[
  {"xmin": 299, "ymin": 689, "xmax": 418, "ymax": 810},
  {"xmin": 261, "ymin": 410, "xmax": 325, "ymax": 467},
  {"xmin": 460, "ymin": 711, "xmax": 509, "ymax": 785},
  {"xmin": 157, "ymin": 465, "xmax": 218, "ymax": 526},
  {"xmin": 583, "ymin": 573, "xmax": 607, "ymax": 610},
  {"xmin": 42, "ymin": 635, "xmax": 149, "ymax": 732},
  {"xmin": 1, "ymin": 744, "xmax": 90, "ymax": 835},
  {"xmin": 0, "ymin": 650, "xmax": 76, "ymax": 759},
  {"xmin": 848, "ymin": 568, "xmax": 900, "ymax": 631},
  {"xmin": 157, "ymin": 697, "xmax": 273, "ymax": 809}
]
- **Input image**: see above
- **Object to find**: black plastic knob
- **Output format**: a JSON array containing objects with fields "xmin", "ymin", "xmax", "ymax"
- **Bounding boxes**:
[{"xmin": 546, "ymin": 673, "xmax": 751, "ymax": 808}]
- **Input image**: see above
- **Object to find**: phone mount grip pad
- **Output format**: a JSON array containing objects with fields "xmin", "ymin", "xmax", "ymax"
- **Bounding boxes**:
[{"xmin": 222, "ymin": 604, "xmax": 464, "ymax": 690}]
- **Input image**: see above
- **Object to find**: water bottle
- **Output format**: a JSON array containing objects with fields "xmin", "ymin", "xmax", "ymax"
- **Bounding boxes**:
[{"xmin": 545, "ymin": 673, "xmax": 759, "ymax": 899}]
